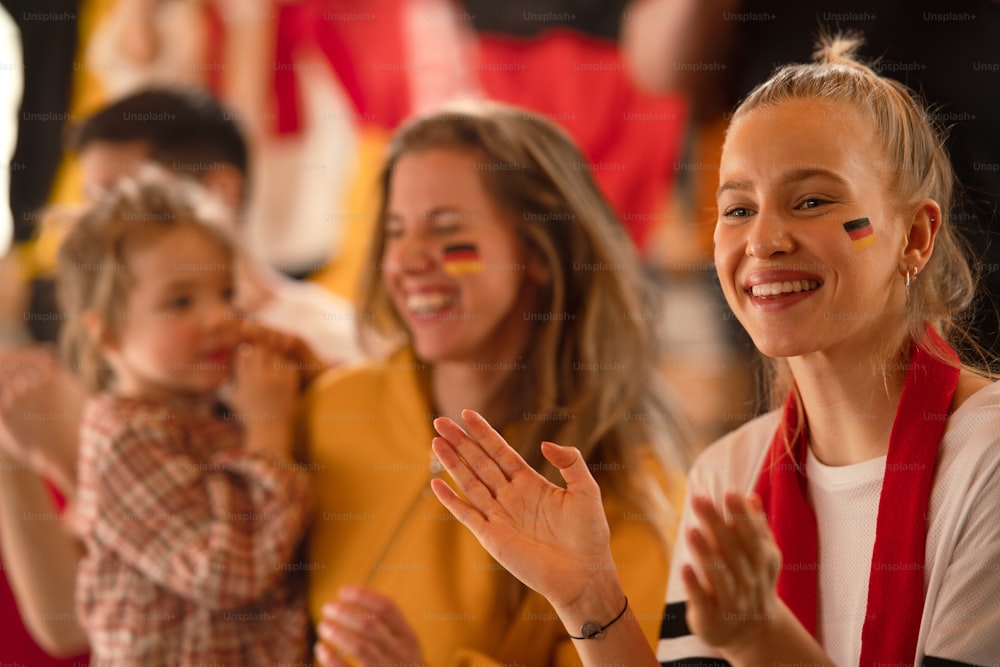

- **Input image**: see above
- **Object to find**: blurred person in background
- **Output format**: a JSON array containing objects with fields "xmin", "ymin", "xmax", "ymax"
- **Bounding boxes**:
[{"xmin": 0, "ymin": 85, "xmax": 361, "ymax": 658}]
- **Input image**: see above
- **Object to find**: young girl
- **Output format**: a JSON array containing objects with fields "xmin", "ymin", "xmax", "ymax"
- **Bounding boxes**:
[
  {"xmin": 431, "ymin": 37, "xmax": 1000, "ymax": 666},
  {"xmin": 51, "ymin": 171, "xmax": 312, "ymax": 665},
  {"xmin": 306, "ymin": 102, "xmax": 689, "ymax": 666}
]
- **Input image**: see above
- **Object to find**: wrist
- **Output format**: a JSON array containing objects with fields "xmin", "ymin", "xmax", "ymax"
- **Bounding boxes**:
[
  {"xmin": 552, "ymin": 569, "xmax": 627, "ymax": 639},
  {"xmin": 719, "ymin": 600, "xmax": 829, "ymax": 666},
  {"xmin": 243, "ymin": 417, "xmax": 295, "ymax": 459}
]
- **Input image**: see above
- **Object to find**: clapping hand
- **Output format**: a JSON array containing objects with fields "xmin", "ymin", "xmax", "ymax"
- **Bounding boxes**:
[
  {"xmin": 0, "ymin": 345, "xmax": 84, "ymax": 494},
  {"xmin": 314, "ymin": 586, "xmax": 425, "ymax": 667},
  {"xmin": 430, "ymin": 409, "xmax": 618, "ymax": 611},
  {"xmin": 682, "ymin": 492, "xmax": 787, "ymax": 657}
]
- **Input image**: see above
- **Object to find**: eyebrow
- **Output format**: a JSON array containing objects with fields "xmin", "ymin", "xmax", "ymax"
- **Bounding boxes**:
[
  {"xmin": 716, "ymin": 168, "xmax": 850, "ymax": 198},
  {"xmin": 156, "ymin": 276, "xmax": 230, "ymax": 293},
  {"xmin": 424, "ymin": 207, "xmax": 472, "ymax": 221},
  {"xmin": 384, "ymin": 207, "xmax": 471, "ymax": 226}
]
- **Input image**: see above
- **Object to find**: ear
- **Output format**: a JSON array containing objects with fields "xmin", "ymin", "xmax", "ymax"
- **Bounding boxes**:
[
  {"xmin": 525, "ymin": 246, "xmax": 552, "ymax": 285},
  {"xmin": 199, "ymin": 165, "xmax": 247, "ymax": 217},
  {"xmin": 82, "ymin": 309, "xmax": 116, "ymax": 353},
  {"xmin": 899, "ymin": 199, "xmax": 941, "ymax": 274}
]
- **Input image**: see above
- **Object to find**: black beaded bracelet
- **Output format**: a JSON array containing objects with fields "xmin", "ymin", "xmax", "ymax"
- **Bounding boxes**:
[{"xmin": 568, "ymin": 596, "xmax": 629, "ymax": 640}]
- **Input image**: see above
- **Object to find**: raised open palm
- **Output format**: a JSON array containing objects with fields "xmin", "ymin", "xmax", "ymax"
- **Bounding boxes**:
[{"xmin": 431, "ymin": 410, "xmax": 617, "ymax": 610}]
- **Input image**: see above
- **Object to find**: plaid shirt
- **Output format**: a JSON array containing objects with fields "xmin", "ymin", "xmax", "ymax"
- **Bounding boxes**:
[{"xmin": 72, "ymin": 394, "xmax": 312, "ymax": 666}]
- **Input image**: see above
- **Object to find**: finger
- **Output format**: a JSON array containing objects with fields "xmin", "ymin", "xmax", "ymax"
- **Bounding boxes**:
[
  {"xmin": 691, "ymin": 495, "xmax": 753, "ymax": 589},
  {"xmin": 314, "ymin": 641, "xmax": 349, "ymax": 667},
  {"xmin": 251, "ymin": 324, "xmax": 300, "ymax": 356},
  {"xmin": 321, "ymin": 597, "xmax": 396, "ymax": 649},
  {"xmin": 458, "ymin": 410, "xmax": 531, "ymax": 478},
  {"xmin": 540, "ymin": 441, "xmax": 599, "ymax": 492},
  {"xmin": 686, "ymin": 525, "xmax": 730, "ymax": 600},
  {"xmin": 337, "ymin": 587, "xmax": 414, "ymax": 638},
  {"xmin": 432, "ymin": 416, "xmax": 467, "ymax": 444},
  {"xmin": 235, "ymin": 342, "xmax": 255, "ymax": 367},
  {"xmin": 433, "ymin": 416, "xmax": 516, "ymax": 495},
  {"xmin": 239, "ymin": 320, "xmax": 260, "ymax": 343},
  {"xmin": 431, "ymin": 477, "xmax": 486, "ymax": 537},
  {"xmin": 681, "ymin": 562, "xmax": 716, "ymax": 614},
  {"xmin": 317, "ymin": 626, "xmax": 375, "ymax": 665},
  {"xmin": 723, "ymin": 493, "xmax": 770, "ymax": 575},
  {"xmin": 745, "ymin": 493, "xmax": 783, "ymax": 581},
  {"xmin": 262, "ymin": 330, "xmax": 297, "ymax": 356},
  {"xmin": 429, "ymin": 458, "xmax": 491, "ymax": 535}
]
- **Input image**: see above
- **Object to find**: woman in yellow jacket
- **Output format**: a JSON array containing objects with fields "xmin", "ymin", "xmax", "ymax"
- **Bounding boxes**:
[{"xmin": 306, "ymin": 102, "xmax": 689, "ymax": 666}]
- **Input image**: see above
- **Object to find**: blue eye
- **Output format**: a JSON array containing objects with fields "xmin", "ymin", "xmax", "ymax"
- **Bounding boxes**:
[
  {"xmin": 723, "ymin": 207, "xmax": 753, "ymax": 218},
  {"xmin": 797, "ymin": 198, "xmax": 829, "ymax": 210}
]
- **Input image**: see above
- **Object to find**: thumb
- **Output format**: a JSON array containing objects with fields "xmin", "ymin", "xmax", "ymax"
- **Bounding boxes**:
[{"xmin": 540, "ymin": 441, "xmax": 595, "ymax": 489}]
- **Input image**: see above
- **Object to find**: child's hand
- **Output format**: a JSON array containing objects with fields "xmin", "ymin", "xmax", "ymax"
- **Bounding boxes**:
[
  {"xmin": 230, "ymin": 343, "xmax": 301, "ymax": 461},
  {"xmin": 241, "ymin": 322, "xmax": 335, "ymax": 386},
  {"xmin": 231, "ymin": 342, "xmax": 300, "ymax": 419}
]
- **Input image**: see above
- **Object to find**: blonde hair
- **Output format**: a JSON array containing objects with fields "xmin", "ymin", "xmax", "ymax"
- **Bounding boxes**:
[
  {"xmin": 57, "ymin": 169, "xmax": 235, "ymax": 392},
  {"xmin": 359, "ymin": 102, "xmax": 689, "ymax": 539},
  {"xmin": 730, "ymin": 34, "xmax": 988, "ymax": 408}
]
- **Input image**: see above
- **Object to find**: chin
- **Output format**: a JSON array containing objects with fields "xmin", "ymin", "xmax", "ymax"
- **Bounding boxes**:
[
  {"xmin": 746, "ymin": 330, "xmax": 817, "ymax": 360},
  {"xmin": 411, "ymin": 340, "xmax": 453, "ymax": 365}
]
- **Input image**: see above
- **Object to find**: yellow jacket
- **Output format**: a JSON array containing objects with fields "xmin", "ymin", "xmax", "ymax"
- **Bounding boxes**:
[{"xmin": 303, "ymin": 348, "xmax": 683, "ymax": 666}]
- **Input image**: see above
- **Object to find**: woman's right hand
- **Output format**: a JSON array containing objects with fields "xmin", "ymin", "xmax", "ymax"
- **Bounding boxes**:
[{"xmin": 431, "ymin": 410, "xmax": 619, "ymax": 612}]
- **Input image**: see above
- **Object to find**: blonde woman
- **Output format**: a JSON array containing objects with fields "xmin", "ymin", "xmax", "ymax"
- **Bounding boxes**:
[
  {"xmin": 432, "ymin": 37, "xmax": 1000, "ymax": 666},
  {"xmin": 307, "ymin": 102, "xmax": 688, "ymax": 666}
]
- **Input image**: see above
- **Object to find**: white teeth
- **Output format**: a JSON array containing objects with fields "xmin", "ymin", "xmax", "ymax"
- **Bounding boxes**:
[
  {"xmin": 750, "ymin": 280, "xmax": 820, "ymax": 297},
  {"xmin": 406, "ymin": 292, "xmax": 457, "ymax": 314}
]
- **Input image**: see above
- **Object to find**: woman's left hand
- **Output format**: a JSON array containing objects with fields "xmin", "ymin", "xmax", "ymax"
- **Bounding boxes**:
[
  {"xmin": 314, "ymin": 585, "xmax": 425, "ymax": 667},
  {"xmin": 682, "ymin": 492, "xmax": 783, "ymax": 654}
]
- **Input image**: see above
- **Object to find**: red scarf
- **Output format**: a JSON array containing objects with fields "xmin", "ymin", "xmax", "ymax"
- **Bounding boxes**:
[{"xmin": 754, "ymin": 328, "xmax": 960, "ymax": 665}]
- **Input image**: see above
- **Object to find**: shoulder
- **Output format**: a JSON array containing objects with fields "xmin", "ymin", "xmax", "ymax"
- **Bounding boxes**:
[
  {"xmin": 79, "ymin": 396, "xmax": 191, "ymax": 475},
  {"xmin": 687, "ymin": 409, "xmax": 781, "ymax": 495},
  {"xmin": 940, "ymin": 380, "xmax": 1000, "ymax": 475},
  {"xmin": 303, "ymin": 348, "xmax": 430, "ymax": 431},
  {"xmin": 308, "ymin": 349, "xmax": 422, "ymax": 400},
  {"xmin": 83, "ymin": 395, "xmax": 182, "ymax": 439}
]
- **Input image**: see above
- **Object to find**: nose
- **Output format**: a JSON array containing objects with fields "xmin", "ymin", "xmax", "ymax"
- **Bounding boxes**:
[
  {"xmin": 383, "ymin": 231, "xmax": 435, "ymax": 276},
  {"xmin": 745, "ymin": 211, "xmax": 795, "ymax": 259},
  {"xmin": 205, "ymin": 295, "xmax": 237, "ymax": 333}
]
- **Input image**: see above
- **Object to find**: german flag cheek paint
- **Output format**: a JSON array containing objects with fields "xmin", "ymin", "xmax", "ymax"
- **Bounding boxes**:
[
  {"xmin": 442, "ymin": 243, "xmax": 483, "ymax": 276},
  {"xmin": 844, "ymin": 217, "xmax": 875, "ymax": 251}
]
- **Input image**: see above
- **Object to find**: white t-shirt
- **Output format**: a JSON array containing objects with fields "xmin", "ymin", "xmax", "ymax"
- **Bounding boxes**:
[{"xmin": 657, "ymin": 381, "xmax": 1000, "ymax": 667}]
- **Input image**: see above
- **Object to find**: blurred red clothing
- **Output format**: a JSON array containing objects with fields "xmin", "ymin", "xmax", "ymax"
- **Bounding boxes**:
[{"xmin": 271, "ymin": 0, "xmax": 686, "ymax": 252}]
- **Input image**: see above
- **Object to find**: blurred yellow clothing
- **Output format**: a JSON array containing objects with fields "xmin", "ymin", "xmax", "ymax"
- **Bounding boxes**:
[
  {"xmin": 302, "ymin": 347, "xmax": 683, "ymax": 666},
  {"xmin": 308, "ymin": 127, "xmax": 387, "ymax": 303}
]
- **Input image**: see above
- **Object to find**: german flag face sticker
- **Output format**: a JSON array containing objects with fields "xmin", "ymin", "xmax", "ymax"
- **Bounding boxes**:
[
  {"xmin": 443, "ymin": 243, "xmax": 483, "ymax": 276},
  {"xmin": 843, "ymin": 217, "xmax": 875, "ymax": 251}
]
